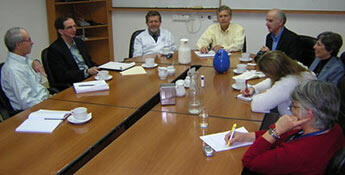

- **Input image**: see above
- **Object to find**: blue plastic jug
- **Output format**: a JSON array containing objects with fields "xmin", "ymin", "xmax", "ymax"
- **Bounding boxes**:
[{"xmin": 213, "ymin": 49, "xmax": 230, "ymax": 73}]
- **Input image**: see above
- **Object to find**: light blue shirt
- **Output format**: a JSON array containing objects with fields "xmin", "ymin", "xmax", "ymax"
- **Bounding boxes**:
[
  {"xmin": 271, "ymin": 27, "xmax": 285, "ymax": 51},
  {"xmin": 1, "ymin": 52, "xmax": 49, "ymax": 110},
  {"xmin": 133, "ymin": 28, "xmax": 176, "ymax": 57}
]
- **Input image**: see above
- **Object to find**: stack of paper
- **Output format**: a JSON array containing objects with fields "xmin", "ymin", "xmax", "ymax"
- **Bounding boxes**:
[
  {"xmin": 99, "ymin": 61, "xmax": 135, "ymax": 71},
  {"xmin": 73, "ymin": 80, "xmax": 109, "ymax": 94},
  {"xmin": 200, "ymin": 127, "xmax": 253, "ymax": 152},
  {"xmin": 120, "ymin": 66, "xmax": 146, "ymax": 76},
  {"xmin": 15, "ymin": 109, "xmax": 70, "ymax": 133},
  {"xmin": 233, "ymin": 70, "xmax": 265, "ymax": 80}
]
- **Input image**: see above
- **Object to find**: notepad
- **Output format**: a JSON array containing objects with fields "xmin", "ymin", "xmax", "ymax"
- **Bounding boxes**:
[
  {"xmin": 16, "ymin": 118, "xmax": 63, "ymax": 133},
  {"xmin": 99, "ymin": 61, "xmax": 135, "ymax": 71},
  {"xmin": 233, "ymin": 70, "xmax": 265, "ymax": 80},
  {"xmin": 73, "ymin": 80, "xmax": 109, "ymax": 94},
  {"xmin": 120, "ymin": 66, "xmax": 146, "ymax": 76},
  {"xmin": 200, "ymin": 127, "xmax": 253, "ymax": 152},
  {"xmin": 28, "ymin": 109, "xmax": 70, "ymax": 120},
  {"xmin": 237, "ymin": 94, "xmax": 252, "ymax": 102}
]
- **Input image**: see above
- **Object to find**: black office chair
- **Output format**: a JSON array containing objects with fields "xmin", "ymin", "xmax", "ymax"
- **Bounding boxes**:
[
  {"xmin": 41, "ymin": 48, "xmax": 69, "ymax": 92},
  {"xmin": 0, "ymin": 63, "xmax": 20, "ymax": 121},
  {"xmin": 298, "ymin": 35, "xmax": 317, "ymax": 67},
  {"xmin": 128, "ymin": 29, "xmax": 145, "ymax": 58},
  {"xmin": 325, "ymin": 146, "xmax": 345, "ymax": 175}
]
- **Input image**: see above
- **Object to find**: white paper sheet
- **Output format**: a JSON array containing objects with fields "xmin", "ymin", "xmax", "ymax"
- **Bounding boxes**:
[
  {"xmin": 73, "ymin": 80, "xmax": 109, "ymax": 94},
  {"xmin": 16, "ymin": 118, "xmax": 63, "ymax": 133},
  {"xmin": 120, "ymin": 66, "xmax": 146, "ymax": 76},
  {"xmin": 200, "ymin": 127, "xmax": 253, "ymax": 152},
  {"xmin": 194, "ymin": 50, "xmax": 216, "ymax": 58},
  {"xmin": 28, "ymin": 109, "xmax": 70, "ymax": 120},
  {"xmin": 99, "ymin": 61, "xmax": 135, "ymax": 71}
]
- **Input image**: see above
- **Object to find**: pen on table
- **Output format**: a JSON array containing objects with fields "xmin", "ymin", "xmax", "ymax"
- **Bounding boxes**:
[
  {"xmin": 244, "ymin": 80, "xmax": 249, "ymax": 97},
  {"xmin": 79, "ymin": 84, "xmax": 95, "ymax": 87},
  {"xmin": 227, "ymin": 123, "xmax": 237, "ymax": 146}
]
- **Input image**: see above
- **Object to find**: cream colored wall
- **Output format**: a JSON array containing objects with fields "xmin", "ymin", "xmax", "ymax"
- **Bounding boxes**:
[
  {"xmin": 112, "ymin": 11, "xmax": 345, "ymax": 61},
  {"xmin": 0, "ymin": 0, "xmax": 49, "ymax": 63}
]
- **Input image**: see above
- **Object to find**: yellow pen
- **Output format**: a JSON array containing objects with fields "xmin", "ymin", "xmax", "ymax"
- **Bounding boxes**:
[{"xmin": 227, "ymin": 123, "xmax": 237, "ymax": 146}]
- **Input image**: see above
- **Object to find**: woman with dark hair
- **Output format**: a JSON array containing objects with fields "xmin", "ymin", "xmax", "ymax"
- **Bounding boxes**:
[
  {"xmin": 227, "ymin": 80, "xmax": 345, "ymax": 175},
  {"xmin": 242, "ymin": 50, "xmax": 316, "ymax": 115},
  {"xmin": 309, "ymin": 31, "xmax": 345, "ymax": 85}
]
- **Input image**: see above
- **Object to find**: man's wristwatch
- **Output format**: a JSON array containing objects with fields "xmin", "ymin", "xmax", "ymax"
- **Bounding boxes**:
[{"xmin": 268, "ymin": 128, "xmax": 280, "ymax": 140}]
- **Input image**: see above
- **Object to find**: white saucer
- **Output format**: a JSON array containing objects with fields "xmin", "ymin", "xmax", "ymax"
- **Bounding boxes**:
[
  {"xmin": 67, "ymin": 113, "xmax": 92, "ymax": 124},
  {"xmin": 240, "ymin": 58, "xmax": 253, "ymax": 62},
  {"xmin": 95, "ymin": 75, "xmax": 112, "ymax": 81},
  {"xmin": 247, "ymin": 63, "xmax": 257, "ymax": 66},
  {"xmin": 142, "ymin": 63, "xmax": 158, "ymax": 69},
  {"xmin": 233, "ymin": 69, "xmax": 246, "ymax": 74}
]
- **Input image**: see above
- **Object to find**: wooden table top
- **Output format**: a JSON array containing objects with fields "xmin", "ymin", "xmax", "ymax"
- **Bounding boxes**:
[
  {"xmin": 76, "ymin": 111, "xmax": 261, "ymax": 175},
  {"xmin": 153, "ymin": 67, "xmax": 264, "ymax": 121},
  {"xmin": 127, "ymin": 51, "xmax": 253, "ymax": 68},
  {"xmin": 0, "ymin": 99, "xmax": 135, "ymax": 175},
  {"xmin": 50, "ymin": 65, "xmax": 190, "ymax": 108}
]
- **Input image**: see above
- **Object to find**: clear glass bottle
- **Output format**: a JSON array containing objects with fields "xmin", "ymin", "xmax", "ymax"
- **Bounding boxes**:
[
  {"xmin": 199, "ymin": 108, "xmax": 209, "ymax": 128},
  {"xmin": 178, "ymin": 38, "xmax": 191, "ymax": 64},
  {"xmin": 188, "ymin": 72, "xmax": 203, "ymax": 114}
]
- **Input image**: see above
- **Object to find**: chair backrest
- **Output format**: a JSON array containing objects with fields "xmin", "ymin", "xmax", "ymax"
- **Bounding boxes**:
[
  {"xmin": 128, "ymin": 29, "xmax": 145, "ymax": 58},
  {"xmin": 41, "ymin": 48, "xmax": 55, "ymax": 88},
  {"xmin": 337, "ymin": 75, "xmax": 345, "ymax": 134},
  {"xmin": 325, "ymin": 146, "xmax": 345, "ymax": 175},
  {"xmin": 298, "ymin": 35, "xmax": 317, "ymax": 67},
  {"xmin": 0, "ymin": 63, "xmax": 18, "ymax": 120}
]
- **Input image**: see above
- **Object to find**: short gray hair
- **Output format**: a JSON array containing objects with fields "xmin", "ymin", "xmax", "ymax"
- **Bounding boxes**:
[
  {"xmin": 290, "ymin": 80, "xmax": 340, "ymax": 130},
  {"xmin": 4, "ymin": 27, "xmax": 25, "ymax": 52},
  {"xmin": 272, "ymin": 9, "xmax": 287, "ymax": 25},
  {"xmin": 217, "ymin": 5, "xmax": 232, "ymax": 16}
]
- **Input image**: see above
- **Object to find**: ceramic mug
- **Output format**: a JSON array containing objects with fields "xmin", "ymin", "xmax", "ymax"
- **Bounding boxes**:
[
  {"xmin": 72, "ymin": 107, "xmax": 88, "ymax": 120},
  {"xmin": 97, "ymin": 70, "xmax": 109, "ymax": 80},
  {"xmin": 236, "ymin": 64, "xmax": 247, "ymax": 73},
  {"xmin": 145, "ymin": 58, "xmax": 155, "ymax": 67},
  {"xmin": 175, "ymin": 80, "xmax": 186, "ymax": 97},
  {"xmin": 235, "ymin": 78, "xmax": 246, "ymax": 90},
  {"xmin": 158, "ymin": 67, "xmax": 168, "ymax": 80}
]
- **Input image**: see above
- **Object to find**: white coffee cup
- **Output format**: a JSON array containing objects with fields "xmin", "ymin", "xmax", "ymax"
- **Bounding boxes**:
[
  {"xmin": 158, "ymin": 67, "xmax": 168, "ymax": 80},
  {"xmin": 235, "ymin": 78, "xmax": 246, "ymax": 90},
  {"xmin": 167, "ymin": 65, "xmax": 175, "ymax": 76},
  {"xmin": 72, "ymin": 107, "xmax": 88, "ymax": 120},
  {"xmin": 162, "ymin": 47, "xmax": 170, "ymax": 55},
  {"xmin": 236, "ymin": 64, "xmax": 247, "ymax": 73},
  {"xmin": 97, "ymin": 70, "xmax": 109, "ymax": 80},
  {"xmin": 145, "ymin": 58, "xmax": 155, "ymax": 67},
  {"xmin": 242, "ymin": 53, "xmax": 250, "ymax": 59}
]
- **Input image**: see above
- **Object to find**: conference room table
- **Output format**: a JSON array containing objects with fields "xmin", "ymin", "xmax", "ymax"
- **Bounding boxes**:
[
  {"xmin": 0, "ymin": 99, "xmax": 136, "ymax": 175},
  {"xmin": 153, "ymin": 66, "xmax": 264, "ymax": 121},
  {"xmin": 76, "ymin": 111, "xmax": 261, "ymax": 175},
  {"xmin": 0, "ymin": 50, "xmax": 265, "ymax": 174}
]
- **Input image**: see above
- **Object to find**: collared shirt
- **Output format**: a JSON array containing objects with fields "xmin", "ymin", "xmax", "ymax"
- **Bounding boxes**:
[
  {"xmin": 271, "ymin": 26, "xmax": 285, "ymax": 51},
  {"xmin": 148, "ymin": 29, "xmax": 160, "ymax": 42},
  {"xmin": 133, "ymin": 28, "xmax": 176, "ymax": 57},
  {"xmin": 65, "ymin": 40, "xmax": 89, "ymax": 78},
  {"xmin": 1, "ymin": 52, "xmax": 49, "ymax": 110},
  {"xmin": 196, "ymin": 23, "xmax": 245, "ymax": 52}
]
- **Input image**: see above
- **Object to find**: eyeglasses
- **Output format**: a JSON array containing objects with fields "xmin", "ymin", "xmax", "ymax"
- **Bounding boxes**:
[{"xmin": 288, "ymin": 103, "xmax": 301, "ymax": 112}]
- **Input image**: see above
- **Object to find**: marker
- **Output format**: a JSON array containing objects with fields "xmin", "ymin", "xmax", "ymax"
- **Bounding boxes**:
[
  {"xmin": 244, "ymin": 80, "xmax": 249, "ymax": 96},
  {"xmin": 227, "ymin": 123, "xmax": 237, "ymax": 146},
  {"xmin": 79, "ymin": 84, "xmax": 95, "ymax": 87},
  {"xmin": 201, "ymin": 75, "xmax": 205, "ymax": 87}
]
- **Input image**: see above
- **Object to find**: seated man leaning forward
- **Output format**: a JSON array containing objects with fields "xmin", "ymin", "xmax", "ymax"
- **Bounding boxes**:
[
  {"xmin": 226, "ymin": 80, "xmax": 345, "ymax": 175},
  {"xmin": 257, "ymin": 9, "xmax": 301, "ymax": 60},
  {"xmin": 196, "ymin": 5, "xmax": 245, "ymax": 54},
  {"xmin": 1, "ymin": 27, "xmax": 49, "ymax": 111},
  {"xmin": 133, "ymin": 11, "xmax": 176, "ymax": 57},
  {"xmin": 48, "ymin": 16, "xmax": 99, "ymax": 91}
]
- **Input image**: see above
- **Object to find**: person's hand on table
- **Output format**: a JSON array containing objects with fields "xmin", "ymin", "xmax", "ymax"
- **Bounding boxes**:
[
  {"xmin": 212, "ymin": 45, "xmax": 224, "ymax": 53},
  {"xmin": 260, "ymin": 46, "xmax": 270, "ymax": 52},
  {"xmin": 224, "ymin": 131, "xmax": 255, "ymax": 145},
  {"xmin": 32, "ymin": 59, "xmax": 47, "ymax": 77},
  {"xmin": 87, "ymin": 66, "xmax": 99, "ymax": 75},
  {"xmin": 241, "ymin": 87, "xmax": 255, "ymax": 97},
  {"xmin": 200, "ymin": 47, "xmax": 209, "ymax": 54}
]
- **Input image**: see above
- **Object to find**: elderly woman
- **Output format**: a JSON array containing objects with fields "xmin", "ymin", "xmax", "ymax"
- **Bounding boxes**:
[
  {"xmin": 309, "ymin": 31, "xmax": 345, "ymax": 85},
  {"xmin": 242, "ymin": 50, "xmax": 316, "ymax": 115},
  {"xmin": 227, "ymin": 80, "xmax": 345, "ymax": 174}
]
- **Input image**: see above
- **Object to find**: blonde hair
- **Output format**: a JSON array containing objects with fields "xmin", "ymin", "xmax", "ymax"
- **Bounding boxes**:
[{"xmin": 258, "ymin": 50, "xmax": 308, "ymax": 84}]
